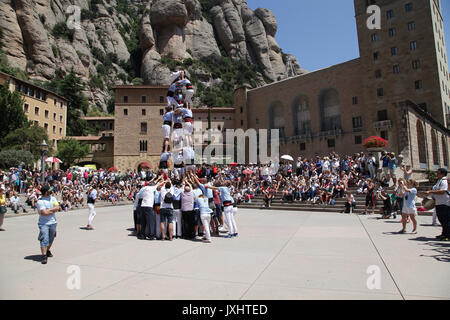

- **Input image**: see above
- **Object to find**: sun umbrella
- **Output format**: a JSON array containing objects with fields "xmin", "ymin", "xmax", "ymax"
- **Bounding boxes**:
[
  {"xmin": 281, "ymin": 155, "xmax": 294, "ymax": 161},
  {"xmin": 229, "ymin": 162, "xmax": 238, "ymax": 166},
  {"xmin": 108, "ymin": 166, "xmax": 118, "ymax": 172},
  {"xmin": 45, "ymin": 157, "xmax": 62, "ymax": 163},
  {"xmin": 243, "ymin": 169, "xmax": 254, "ymax": 175}
]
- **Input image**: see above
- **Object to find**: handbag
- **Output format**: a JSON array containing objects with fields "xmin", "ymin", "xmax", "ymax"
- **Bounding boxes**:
[
  {"xmin": 422, "ymin": 197, "xmax": 435, "ymax": 210},
  {"xmin": 0, "ymin": 206, "xmax": 6, "ymax": 214}
]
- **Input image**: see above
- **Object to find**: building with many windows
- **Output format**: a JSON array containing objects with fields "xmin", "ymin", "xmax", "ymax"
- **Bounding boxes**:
[
  {"xmin": 113, "ymin": 85, "xmax": 235, "ymax": 171},
  {"xmin": 0, "ymin": 71, "xmax": 68, "ymax": 148},
  {"xmin": 234, "ymin": 0, "xmax": 450, "ymax": 174}
]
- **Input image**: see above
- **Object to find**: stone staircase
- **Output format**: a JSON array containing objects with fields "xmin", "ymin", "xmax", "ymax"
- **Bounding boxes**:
[{"xmin": 237, "ymin": 186, "xmax": 433, "ymax": 216}]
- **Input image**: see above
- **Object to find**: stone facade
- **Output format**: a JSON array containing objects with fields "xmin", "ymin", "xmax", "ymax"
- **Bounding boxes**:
[
  {"xmin": 0, "ymin": 71, "xmax": 68, "ymax": 149},
  {"xmin": 233, "ymin": 0, "xmax": 450, "ymax": 175},
  {"xmin": 112, "ymin": 85, "xmax": 235, "ymax": 171},
  {"xmin": 71, "ymin": 136, "xmax": 114, "ymax": 169}
]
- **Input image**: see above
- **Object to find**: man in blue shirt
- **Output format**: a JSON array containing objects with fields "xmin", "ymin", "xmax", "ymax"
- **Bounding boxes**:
[{"xmin": 36, "ymin": 186, "xmax": 60, "ymax": 264}]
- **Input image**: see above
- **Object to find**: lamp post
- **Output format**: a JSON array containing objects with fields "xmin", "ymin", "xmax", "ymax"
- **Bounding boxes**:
[{"xmin": 40, "ymin": 140, "xmax": 48, "ymax": 185}]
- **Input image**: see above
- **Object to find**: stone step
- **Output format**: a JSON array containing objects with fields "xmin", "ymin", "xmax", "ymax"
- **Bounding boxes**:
[{"xmin": 237, "ymin": 204, "xmax": 433, "ymax": 216}]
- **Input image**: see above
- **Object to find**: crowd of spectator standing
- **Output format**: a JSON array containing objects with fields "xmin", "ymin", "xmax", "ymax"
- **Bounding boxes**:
[{"xmin": 0, "ymin": 149, "xmax": 448, "ymax": 240}]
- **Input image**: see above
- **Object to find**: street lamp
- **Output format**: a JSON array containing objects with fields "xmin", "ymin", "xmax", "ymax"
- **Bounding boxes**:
[{"xmin": 40, "ymin": 140, "xmax": 48, "ymax": 185}]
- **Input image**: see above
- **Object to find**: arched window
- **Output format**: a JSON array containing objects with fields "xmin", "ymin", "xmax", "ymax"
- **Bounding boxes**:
[
  {"xmin": 269, "ymin": 101, "xmax": 286, "ymax": 138},
  {"xmin": 431, "ymin": 130, "xmax": 439, "ymax": 166},
  {"xmin": 443, "ymin": 136, "xmax": 449, "ymax": 167},
  {"xmin": 319, "ymin": 88, "xmax": 342, "ymax": 132},
  {"xmin": 416, "ymin": 120, "xmax": 427, "ymax": 167},
  {"xmin": 291, "ymin": 95, "xmax": 311, "ymax": 136}
]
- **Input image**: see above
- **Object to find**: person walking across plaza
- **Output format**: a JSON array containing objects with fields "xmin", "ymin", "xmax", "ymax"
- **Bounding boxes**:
[
  {"xmin": 36, "ymin": 186, "xmax": 60, "ymax": 264},
  {"xmin": 425, "ymin": 168, "xmax": 450, "ymax": 241},
  {"xmin": 86, "ymin": 184, "xmax": 98, "ymax": 230}
]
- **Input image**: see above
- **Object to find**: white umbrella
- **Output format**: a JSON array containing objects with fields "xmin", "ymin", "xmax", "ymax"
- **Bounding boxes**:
[
  {"xmin": 45, "ymin": 157, "xmax": 62, "ymax": 163},
  {"xmin": 281, "ymin": 155, "xmax": 294, "ymax": 161}
]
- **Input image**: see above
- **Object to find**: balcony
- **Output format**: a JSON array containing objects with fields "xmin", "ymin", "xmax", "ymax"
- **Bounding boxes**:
[
  {"xmin": 374, "ymin": 120, "xmax": 393, "ymax": 129},
  {"xmin": 319, "ymin": 129, "xmax": 343, "ymax": 138}
]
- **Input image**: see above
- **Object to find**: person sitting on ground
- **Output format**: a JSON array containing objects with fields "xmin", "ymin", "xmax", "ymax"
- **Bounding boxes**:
[
  {"xmin": 9, "ymin": 192, "xmax": 27, "ymax": 214},
  {"xmin": 343, "ymin": 191, "xmax": 356, "ymax": 214}
]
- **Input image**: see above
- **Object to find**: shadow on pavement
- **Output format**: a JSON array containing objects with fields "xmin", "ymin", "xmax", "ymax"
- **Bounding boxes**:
[
  {"xmin": 410, "ymin": 237, "xmax": 450, "ymax": 263},
  {"xmin": 24, "ymin": 255, "xmax": 43, "ymax": 262}
]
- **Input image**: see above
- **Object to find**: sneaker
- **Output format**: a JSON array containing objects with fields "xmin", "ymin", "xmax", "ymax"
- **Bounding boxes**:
[
  {"xmin": 224, "ymin": 234, "xmax": 233, "ymax": 238},
  {"xmin": 41, "ymin": 255, "xmax": 48, "ymax": 264},
  {"xmin": 411, "ymin": 229, "xmax": 417, "ymax": 234},
  {"xmin": 46, "ymin": 250, "xmax": 53, "ymax": 258},
  {"xmin": 398, "ymin": 229, "xmax": 406, "ymax": 234},
  {"xmin": 203, "ymin": 239, "xmax": 211, "ymax": 243}
]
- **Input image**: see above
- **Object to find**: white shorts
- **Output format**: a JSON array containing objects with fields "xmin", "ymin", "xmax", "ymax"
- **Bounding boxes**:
[
  {"xmin": 162, "ymin": 125, "xmax": 171, "ymax": 139},
  {"xmin": 185, "ymin": 89, "xmax": 194, "ymax": 104},
  {"xmin": 183, "ymin": 122, "xmax": 193, "ymax": 135},
  {"xmin": 167, "ymin": 96, "xmax": 178, "ymax": 108},
  {"xmin": 173, "ymin": 128, "xmax": 183, "ymax": 141},
  {"xmin": 402, "ymin": 207, "xmax": 417, "ymax": 215}
]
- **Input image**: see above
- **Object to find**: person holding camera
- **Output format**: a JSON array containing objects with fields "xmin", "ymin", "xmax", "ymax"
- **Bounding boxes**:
[
  {"xmin": 399, "ymin": 179, "xmax": 418, "ymax": 234},
  {"xmin": 425, "ymin": 168, "xmax": 449, "ymax": 241}
]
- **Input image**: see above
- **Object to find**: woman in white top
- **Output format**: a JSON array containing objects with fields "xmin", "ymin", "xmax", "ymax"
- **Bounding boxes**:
[{"xmin": 399, "ymin": 179, "xmax": 418, "ymax": 234}]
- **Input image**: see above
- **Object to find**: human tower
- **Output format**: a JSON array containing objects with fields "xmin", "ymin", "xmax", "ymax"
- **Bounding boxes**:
[{"xmin": 159, "ymin": 70, "xmax": 195, "ymax": 178}]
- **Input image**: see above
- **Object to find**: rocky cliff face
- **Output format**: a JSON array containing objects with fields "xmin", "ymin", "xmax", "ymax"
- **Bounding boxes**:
[{"xmin": 0, "ymin": 0, "xmax": 304, "ymax": 111}]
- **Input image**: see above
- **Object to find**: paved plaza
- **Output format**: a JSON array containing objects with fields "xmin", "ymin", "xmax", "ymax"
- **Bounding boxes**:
[{"xmin": 0, "ymin": 206, "xmax": 449, "ymax": 300}]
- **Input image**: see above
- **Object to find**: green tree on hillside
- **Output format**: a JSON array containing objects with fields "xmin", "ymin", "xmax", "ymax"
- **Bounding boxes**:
[{"xmin": 44, "ymin": 69, "xmax": 90, "ymax": 136}]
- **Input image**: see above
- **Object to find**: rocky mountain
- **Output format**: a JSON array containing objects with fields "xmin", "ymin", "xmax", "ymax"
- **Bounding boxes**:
[{"xmin": 0, "ymin": 0, "xmax": 305, "ymax": 111}]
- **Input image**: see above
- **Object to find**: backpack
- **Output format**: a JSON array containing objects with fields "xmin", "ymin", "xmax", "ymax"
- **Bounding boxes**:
[{"xmin": 164, "ymin": 192, "xmax": 173, "ymax": 204}]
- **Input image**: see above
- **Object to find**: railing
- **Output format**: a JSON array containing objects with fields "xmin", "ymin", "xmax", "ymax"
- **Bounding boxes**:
[
  {"xmin": 374, "ymin": 120, "xmax": 393, "ymax": 129},
  {"xmin": 319, "ymin": 129, "xmax": 343, "ymax": 137}
]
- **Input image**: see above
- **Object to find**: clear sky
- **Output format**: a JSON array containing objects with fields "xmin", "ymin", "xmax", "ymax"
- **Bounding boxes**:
[{"xmin": 246, "ymin": 0, "xmax": 450, "ymax": 72}]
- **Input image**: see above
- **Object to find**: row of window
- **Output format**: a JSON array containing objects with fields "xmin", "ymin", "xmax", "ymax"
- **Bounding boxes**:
[
  {"xmin": 24, "ymin": 104, "xmax": 64, "ymax": 123},
  {"xmin": 38, "ymin": 121, "xmax": 64, "ymax": 135},
  {"xmin": 374, "ymin": 60, "xmax": 421, "ymax": 77},
  {"xmin": 123, "ymin": 108, "xmax": 233, "ymax": 121},
  {"xmin": 122, "ymin": 96, "xmax": 165, "ymax": 104},
  {"xmin": 296, "ymin": 132, "xmax": 388, "ymax": 152},
  {"xmin": 376, "ymin": 80, "xmax": 422, "ymax": 97},
  {"xmin": 14, "ymin": 82, "xmax": 65, "ymax": 108},
  {"xmin": 139, "ymin": 122, "xmax": 224, "ymax": 134},
  {"xmin": 385, "ymin": 2, "xmax": 414, "ymax": 20},
  {"xmin": 371, "ymin": 22, "xmax": 416, "ymax": 42}
]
